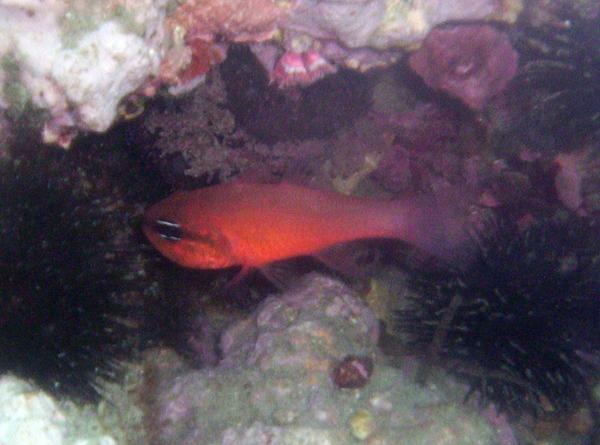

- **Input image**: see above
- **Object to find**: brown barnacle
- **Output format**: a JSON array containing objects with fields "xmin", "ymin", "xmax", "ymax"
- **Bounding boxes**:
[{"xmin": 332, "ymin": 355, "xmax": 374, "ymax": 389}]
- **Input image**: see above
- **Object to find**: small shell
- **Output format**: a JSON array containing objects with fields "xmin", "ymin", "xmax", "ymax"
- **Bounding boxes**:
[
  {"xmin": 349, "ymin": 409, "xmax": 376, "ymax": 440},
  {"xmin": 332, "ymin": 355, "xmax": 374, "ymax": 389}
]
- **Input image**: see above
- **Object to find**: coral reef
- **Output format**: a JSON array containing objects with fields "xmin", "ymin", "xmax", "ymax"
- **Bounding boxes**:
[
  {"xmin": 173, "ymin": 0, "xmax": 520, "ymax": 87},
  {"xmin": 7, "ymin": 4, "xmax": 600, "ymax": 445},
  {"xmin": 272, "ymin": 0, "xmax": 520, "ymax": 77},
  {"xmin": 141, "ymin": 69, "xmax": 249, "ymax": 184},
  {"xmin": 220, "ymin": 45, "xmax": 372, "ymax": 143},
  {"xmin": 0, "ymin": 0, "xmax": 167, "ymax": 147},
  {"xmin": 142, "ymin": 63, "xmax": 370, "ymax": 184},
  {"xmin": 409, "ymin": 24, "xmax": 519, "ymax": 110},
  {"xmin": 371, "ymin": 103, "xmax": 470, "ymax": 193},
  {"xmin": 0, "ymin": 0, "xmax": 521, "ymax": 146},
  {"xmin": 142, "ymin": 274, "xmax": 506, "ymax": 445},
  {"xmin": 169, "ymin": 0, "xmax": 283, "ymax": 43}
]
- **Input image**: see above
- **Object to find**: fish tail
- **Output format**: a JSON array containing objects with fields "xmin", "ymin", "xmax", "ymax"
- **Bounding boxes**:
[{"xmin": 392, "ymin": 189, "xmax": 476, "ymax": 267}]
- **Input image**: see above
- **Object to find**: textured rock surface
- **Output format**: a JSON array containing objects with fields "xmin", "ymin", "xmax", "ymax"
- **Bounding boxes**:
[
  {"xmin": 0, "ymin": 374, "xmax": 120, "ymax": 445},
  {"xmin": 147, "ymin": 274, "xmax": 501, "ymax": 445}
]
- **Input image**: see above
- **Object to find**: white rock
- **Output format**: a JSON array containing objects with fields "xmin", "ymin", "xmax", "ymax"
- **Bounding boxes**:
[
  {"xmin": 51, "ymin": 20, "xmax": 160, "ymax": 132},
  {"xmin": 0, "ymin": 375, "xmax": 67, "ymax": 445},
  {"xmin": 0, "ymin": 0, "xmax": 166, "ymax": 143},
  {"xmin": 0, "ymin": 374, "xmax": 122, "ymax": 445}
]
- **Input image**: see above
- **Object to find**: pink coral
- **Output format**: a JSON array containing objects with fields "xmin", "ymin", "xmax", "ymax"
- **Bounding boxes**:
[
  {"xmin": 409, "ymin": 24, "xmax": 518, "ymax": 110},
  {"xmin": 271, "ymin": 50, "xmax": 337, "ymax": 88}
]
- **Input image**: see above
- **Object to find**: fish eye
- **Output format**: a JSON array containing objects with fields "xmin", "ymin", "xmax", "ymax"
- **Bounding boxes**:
[{"xmin": 153, "ymin": 219, "xmax": 183, "ymax": 242}]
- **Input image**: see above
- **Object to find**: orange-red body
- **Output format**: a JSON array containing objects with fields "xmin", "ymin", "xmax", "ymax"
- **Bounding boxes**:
[{"xmin": 142, "ymin": 181, "xmax": 462, "ymax": 270}]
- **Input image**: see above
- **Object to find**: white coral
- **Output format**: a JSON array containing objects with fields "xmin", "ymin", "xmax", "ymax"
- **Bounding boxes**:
[
  {"xmin": 0, "ymin": 375, "xmax": 67, "ymax": 445},
  {"xmin": 0, "ymin": 0, "xmax": 166, "ymax": 145},
  {"xmin": 0, "ymin": 375, "xmax": 120, "ymax": 445},
  {"xmin": 51, "ymin": 21, "xmax": 160, "ymax": 132}
]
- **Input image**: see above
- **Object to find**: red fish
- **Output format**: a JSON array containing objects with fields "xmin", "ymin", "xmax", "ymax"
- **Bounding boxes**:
[{"xmin": 142, "ymin": 181, "xmax": 469, "ymax": 275}]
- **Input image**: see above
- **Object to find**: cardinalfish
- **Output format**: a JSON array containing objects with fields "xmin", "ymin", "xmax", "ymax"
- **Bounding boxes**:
[{"xmin": 142, "ymin": 181, "xmax": 469, "ymax": 280}]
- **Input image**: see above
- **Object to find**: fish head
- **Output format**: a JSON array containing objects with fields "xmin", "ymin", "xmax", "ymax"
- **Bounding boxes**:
[{"xmin": 142, "ymin": 193, "xmax": 236, "ymax": 269}]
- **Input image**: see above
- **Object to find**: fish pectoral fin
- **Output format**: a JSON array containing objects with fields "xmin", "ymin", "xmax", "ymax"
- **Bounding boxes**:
[{"xmin": 224, "ymin": 265, "xmax": 255, "ymax": 292}]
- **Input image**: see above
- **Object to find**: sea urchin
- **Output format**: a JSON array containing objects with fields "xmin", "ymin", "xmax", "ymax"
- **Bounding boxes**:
[
  {"xmin": 0, "ymin": 146, "xmax": 137, "ymax": 401},
  {"xmin": 396, "ymin": 214, "xmax": 600, "ymax": 416}
]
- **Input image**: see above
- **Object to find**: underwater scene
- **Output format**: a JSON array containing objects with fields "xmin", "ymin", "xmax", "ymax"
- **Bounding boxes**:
[{"xmin": 1, "ymin": 0, "xmax": 599, "ymax": 444}]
